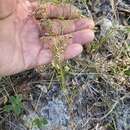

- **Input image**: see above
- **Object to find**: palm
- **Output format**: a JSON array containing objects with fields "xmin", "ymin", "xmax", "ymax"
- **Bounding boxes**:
[
  {"xmin": 0, "ymin": 1, "xmax": 51, "ymax": 75},
  {"xmin": 17, "ymin": 7, "xmax": 47, "ymax": 69}
]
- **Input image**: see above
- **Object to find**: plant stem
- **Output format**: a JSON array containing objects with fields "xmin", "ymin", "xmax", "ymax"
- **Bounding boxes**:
[{"xmin": 59, "ymin": 64, "xmax": 66, "ymax": 91}]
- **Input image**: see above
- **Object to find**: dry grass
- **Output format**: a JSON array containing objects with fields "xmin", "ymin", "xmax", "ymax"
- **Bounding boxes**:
[{"xmin": 0, "ymin": 0, "xmax": 130, "ymax": 130}]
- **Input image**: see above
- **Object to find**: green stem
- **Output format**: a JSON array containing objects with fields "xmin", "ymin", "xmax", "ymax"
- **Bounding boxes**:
[{"xmin": 59, "ymin": 64, "xmax": 66, "ymax": 91}]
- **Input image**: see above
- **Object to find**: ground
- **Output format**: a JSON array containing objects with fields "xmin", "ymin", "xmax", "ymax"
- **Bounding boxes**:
[{"xmin": 0, "ymin": 0, "xmax": 130, "ymax": 130}]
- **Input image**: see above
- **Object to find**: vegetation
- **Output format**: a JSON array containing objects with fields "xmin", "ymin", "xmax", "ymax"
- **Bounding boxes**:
[
  {"xmin": 4, "ymin": 94, "xmax": 23, "ymax": 116},
  {"xmin": 0, "ymin": 0, "xmax": 130, "ymax": 130},
  {"xmin": 32, "ymin": 117, "xmax": 48, "ymax": 129}
]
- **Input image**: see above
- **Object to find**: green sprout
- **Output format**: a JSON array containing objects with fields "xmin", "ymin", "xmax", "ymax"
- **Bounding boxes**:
[
  {"xmin": 4, "ymin": 94, "xmax": 23, "ymax": 116},
  {"xmin": 32, "ymin": 117, "xmax": 48, "ymax": 129}
]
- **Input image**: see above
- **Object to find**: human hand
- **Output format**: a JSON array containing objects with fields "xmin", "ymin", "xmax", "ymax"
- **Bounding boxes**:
[{"xmin": 0, "ymin": 0, "xmax": 94, "ymax": 76}]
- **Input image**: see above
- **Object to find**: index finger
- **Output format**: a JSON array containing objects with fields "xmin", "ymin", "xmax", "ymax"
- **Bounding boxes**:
[{"xmin": 34, "ymin": 2, "xmax": 81, "ymax": 20}]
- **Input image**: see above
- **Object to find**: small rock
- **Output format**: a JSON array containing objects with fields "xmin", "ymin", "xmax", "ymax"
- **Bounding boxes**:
[
  {"xmin": 99, "ymin": 18, "xmax": 113, "ymax": 37},
  {"xmin": 36, "ymin": 84, "xmax": 48, "ymax": 93}
]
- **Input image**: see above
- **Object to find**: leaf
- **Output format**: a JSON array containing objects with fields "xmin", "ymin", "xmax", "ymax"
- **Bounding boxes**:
[
  {"xmin": 126, "ymin": 26, "xmax": 130, "ymax": 32},
  {"xmin": 42, "ymin": 118, "xmax": 48, "ymax": 125},
  {"xmin": 4, "ymin": 95, "xmax": 23, "ymax": 116},
  {"xmin": 127, "ymin": 28, "xmax": 130, "ymax": 32},
  {"xmin": 13, "ymin": 103, "xmax": 23, "ymax": 116},
  {"xmin": 4, "ymin": 105, "xmax": 12, "ymax": 113},
  {"xmin": 124, "ymin": 69, "xmax": 130, "ymax": 76},
  {"xmin": 11, "ymin": 95, "xmax": 23, "ymax": 116},
  {"xmin": 33, "ymin": 117, "xmax": 48, "ymax": 128}
]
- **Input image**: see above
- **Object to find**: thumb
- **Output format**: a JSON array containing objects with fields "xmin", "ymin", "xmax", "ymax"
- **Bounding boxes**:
[{"xmin": 0, "ymin": 0, "xmax": 17, "ymax": 19}]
